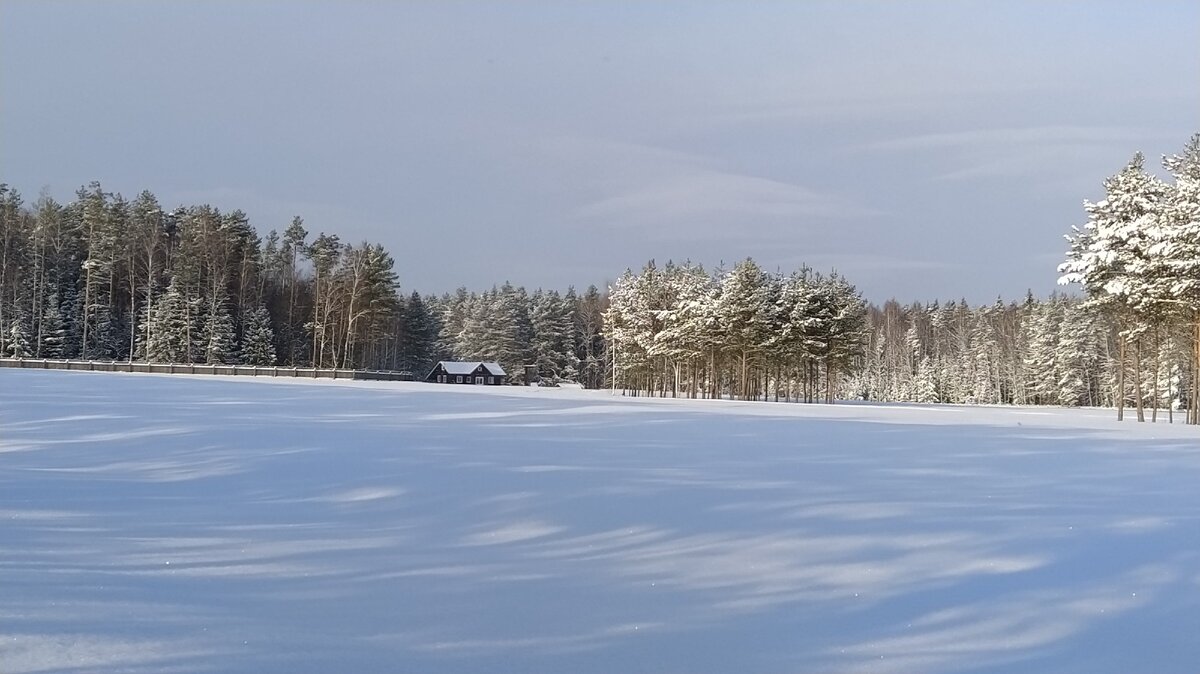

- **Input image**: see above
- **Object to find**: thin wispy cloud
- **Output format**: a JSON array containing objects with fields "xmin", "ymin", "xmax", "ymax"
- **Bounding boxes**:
[
  {"xmin": 541, "ymin": 136, "xmax": 878, "ymax": 239},
  {"xmin": 861, "ymin": 125, "xmax": 1166, "ymax": 153},
  {"xmin": 576, "ymin": 170, "xmax": 878, "ymax": 230}
]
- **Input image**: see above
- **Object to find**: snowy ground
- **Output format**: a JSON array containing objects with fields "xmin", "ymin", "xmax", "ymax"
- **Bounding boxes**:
[{"xmin": 3, "ymin": 371, "xmax": 1200, "ymax": 674}]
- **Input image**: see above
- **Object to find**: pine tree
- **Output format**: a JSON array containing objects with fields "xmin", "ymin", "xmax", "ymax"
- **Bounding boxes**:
[
  {"xmin": 40, "ymin": 292, "xmax": 67, "ymax": 358},
  {"xmin": 306, "ymin": 233, "xmax": 341, "ymax": 367},
  {"xmin": 1159, "ymin": 135, "xmax": 1200, "ymax": 423},
  {"xmin": 279, "ymin": 217, "xmax": 309, "ymax": 364},
  {"xmin": 7, "ymin": 319, "xmax": 31, "ymax": 358},
  {"xmin": 476, "ymin": 283, "xmax": 534, "ymax": 380},
  {"xmin": 202, "ymin": 297, "xmax": 237, "ymax": 364},
  {"xmin": 1023, "ymin": 298, "xmax": 1062, "ymax": 405},
  {"xmin": 554, "ymin": 289, "xmax": 581, "ymax": 382},
  {"xmin": 77, "ymin": 183, "xmax": 122, "ymax": 359},
  {"xmin": 1055, "ymin": 300, "xmax": 1104, "ymax": 406},
  {"xmin": 576, "ymin": 285, "xmax": 607, "ymax": 389},
  {"xmin": 395, "ymin": 291, "xmax": 436, "ymax": 374},
  {"xmin": 0, "ymin": 186, "xmax": 33, "ymax": 360},
  {"xmin": 651, "ymin": 263, "xmax": 711, "ymax": 397},
  {"xmin": 602, "ymin": 269, "xmax": 645, "ymax": 393},
  {"xmin": 824, "ymin": 273, "xmax": 868, "ymax": 403},
  {"xmin": 715, "ymin": 259, "xmax": 773, "ymax": 400},
  {"xmin": 144, "ymin": 280, "xmax": 193, "ymax": 363},
  {"xmin": 455, "ymin": 291, "xmax": 491, "ymax": 361},
  {"xmin": 240, "ymin": 306, "xmax": 276, "ymax": 365},
  {"xmin": 530, "ymin": 289, "xmax": 581, "ymax": 384},
  {"xmin": 438, "ymin": 288, "xmax": 471, "ymax": 360},
  {"xmin": 336, "ymin": 242, "xmax": 399, "ymax": 369},
  {"xmin": 125, "ymin": 191, "xmax": 165, "ymax": 360},
  {"xmin": 1060, "ymin": 153, "xmax": 1169, "ymax": 421},
  {"xmin": 913, "ymin": 356, "xmax": 939, "ymax": 403}
]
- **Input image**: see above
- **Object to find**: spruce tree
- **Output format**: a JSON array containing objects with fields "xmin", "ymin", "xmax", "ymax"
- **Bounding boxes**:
[
  {"xmin": 399, "ymin": 291, "xmax": 437, "ymax": 374},
  {"xmin": 576, "ymin": 285, "xmax": 607, "ymax": 389},
  {"xmin": 202, "ymin": 298, "xmax": 237, "ymax": 364},
  {"xmin": 240, "ymin": 306, "xmax": 276, "ymax": 365},
  {"xmin": 145, "ymin": 281, "xmax": 192, "ymax": 363},
  {"xmin": 40, "ymin": 292, "xmax": 67, "ymax": 358},
  {"xmin": 7, "ymin": 319, "xmax": 31, "ymax": 358},
  {"xmin": 715, "ymin": 259, "xmax": 773, "ymax": 400}
]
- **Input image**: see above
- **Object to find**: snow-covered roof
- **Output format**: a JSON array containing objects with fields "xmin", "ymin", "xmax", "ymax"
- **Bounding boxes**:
[
  {"xmin": 437, "ymin": 361, "xmax": 506, "ymax": 376},
  {"xmin": 439, "ymin": 361, "xmax": 480, "ymax": 375}
]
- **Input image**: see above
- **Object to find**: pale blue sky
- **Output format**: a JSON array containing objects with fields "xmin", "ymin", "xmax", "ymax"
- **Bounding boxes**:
[{"xmin": 2, "ymin": 1, "xmax": 1197, "ymax": 302}]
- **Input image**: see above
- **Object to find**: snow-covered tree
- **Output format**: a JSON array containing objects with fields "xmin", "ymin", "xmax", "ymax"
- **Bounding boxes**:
[
  {"xmin": 7, "ymin": 319, "xmax": 31, "ymax": 358},
  {"xmin": 575, "ymin": 285, "xmax": 608, "ymax": 389},
  {"xmin": 1158, "ymin": 135, "xmax": 1200, "ymax": 423},
  {"xmin": 240, "ymin": 306, "xmax": 276, "ymax": 365},
  {"xmin": 40, "ymin": 292, "xmax": 67, "ymax": 359},
  {"xmin": 1059, "ymin": 153, "xmax": 1169, "ymax": 420},
  {"xmin": 651, "ymin": 263, "xmax": 714, "ymax": 397},
  {"xmin": 715, "ymin": 259, "xmax": 773, "ymax": 400},
  {"xmin": 201, "ymin": 295, "xmax": 237, "ymax": 364},
  {"xmin": 822, "ymin": 273, "xmax": 868, "ymax": 403},
  {"xmin": 143, "ymin": 280, "xmax": 193, "ymax": 363},
  {"xmin": 604, "ymin": 265, "xmax": 662, "ymax": 394},
  {"xmin": 397, "ymin": 291, "xmax": 438, "ymax": 375},
  {"xmin": 530, "ymin": 288, "xmax": 579, "ymax": 384}
]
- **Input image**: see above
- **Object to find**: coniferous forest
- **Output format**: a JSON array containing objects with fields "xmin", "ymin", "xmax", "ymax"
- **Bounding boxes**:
[{"xmin": 1, "ymin": 134, "xmax": 1197, "ymax": 422}]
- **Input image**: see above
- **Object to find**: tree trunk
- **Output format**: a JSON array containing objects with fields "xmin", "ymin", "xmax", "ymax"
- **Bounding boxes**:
[
  {"xmin": 1147, "ymin": 328, "xmax": 1156, "ymax": 422},
  {"xmin": 81, "ymin": 265, "xmax": 93, "ymax": 356},
  {"xmin": 1134, "ymin": 337, "xmax": 1145, "ymax": 422},
  {"xmin": 1117, "ymin": 331, "xmax": 1125, "ymax": 421},
  {"xmin": 1193, "ymin": 320, "xmax": 1200, "ymax": 425},
  {"xmin": 740, "ymin": 351, "xmax": 749, "ymax": 401},
  {"xmin": 129, "ymin": 258, "xmax": 138, "ymax": 360}
]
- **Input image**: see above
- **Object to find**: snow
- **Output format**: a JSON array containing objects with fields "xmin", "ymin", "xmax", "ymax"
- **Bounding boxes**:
[
  {"xmin": 3, "ymin": 370, "xmax": 1200, "ymax": 674},
  {"xmin": 436, "ymin": 361, "xmax": 507, "ymax": 376}
]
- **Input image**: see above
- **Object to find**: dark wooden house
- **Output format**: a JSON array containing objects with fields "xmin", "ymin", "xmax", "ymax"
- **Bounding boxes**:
[{"xmin": 426, "ymin": 361, "xmax": 508, "ymax": 385}]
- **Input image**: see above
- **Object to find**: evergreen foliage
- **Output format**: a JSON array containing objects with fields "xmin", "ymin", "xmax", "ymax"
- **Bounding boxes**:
[
  {"xmin": 202, "ymin": 296, "xmax": 237, "ymax": 365},
  {"xmin": 240, "ymin": 306, "xmax": 276, "ymax": 366},
  {"xmin": 8, "ymin": 319, "xmax": 31, "ymax": 358},
  {"xmin": 1, "ymin": 133, "xmax": 1196, "ymax": 420}
]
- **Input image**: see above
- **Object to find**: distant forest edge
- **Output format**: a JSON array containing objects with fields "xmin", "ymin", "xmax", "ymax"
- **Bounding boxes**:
[{"xmin": 1, "ymin": 134, "xmax": 1197, "ymax": 422}]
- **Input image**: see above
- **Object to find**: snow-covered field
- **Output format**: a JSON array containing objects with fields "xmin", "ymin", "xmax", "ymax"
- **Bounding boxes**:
[{"xmin": 3, "ymin": 371, "xmax": 1200, "ymax": 674}]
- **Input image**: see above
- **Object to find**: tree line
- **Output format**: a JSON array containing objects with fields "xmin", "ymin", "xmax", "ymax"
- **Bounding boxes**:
[
  {"xmin": 599, "ymin": 263, "xmax": 1181, "ymax": 419},
  {"xmin": 0, "ymin": 184, "xmax": 403, "ymax": 371},
  {"xmin": 1, "ymin": 132, "xmax": 1196, "ymax": 422},
  {"xmin": 860, "ymin": 295, "xmax": 1118, "ymax": 408},
  {"xmin": 0, "ymin": 182, "xmax": 607, "ymax": 384},
  {"xmin": 603, "ymin": 258, "xmax": 866, "ymax": 402}
]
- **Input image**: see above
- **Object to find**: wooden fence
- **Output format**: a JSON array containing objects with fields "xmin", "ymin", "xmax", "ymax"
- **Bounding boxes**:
[{"xmin": 0, "ymin": 358, "xmax": 414, "ymax": 381}]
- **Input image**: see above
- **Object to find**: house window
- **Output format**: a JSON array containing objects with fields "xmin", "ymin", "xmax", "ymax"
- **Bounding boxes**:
[
  {"xmin": 456, "ymin": 375, "xmax": 463, "ymax": 383},
  {"xmin": 475, "ymin": 376, "xmax": 484, "ymax": 385},
  {"xmin": 488, "ymin": 376, "xmax": 494, "ymax": 384}
]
